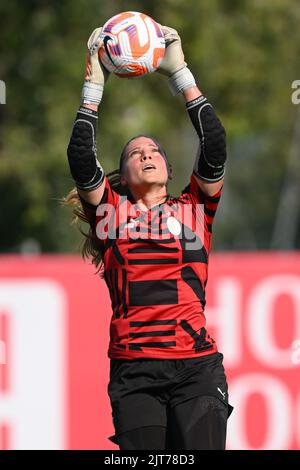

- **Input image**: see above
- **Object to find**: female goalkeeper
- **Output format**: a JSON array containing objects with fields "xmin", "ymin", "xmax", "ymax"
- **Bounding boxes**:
[{"xmin": 66, "ymin": 26, "xmax": 233, "ymax": 450}]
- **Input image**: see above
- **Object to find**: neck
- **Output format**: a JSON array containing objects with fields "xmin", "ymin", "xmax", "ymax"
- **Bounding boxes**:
[{"xmin": 130, "ymin": 184, "xmax": 168, "ymax": 211}]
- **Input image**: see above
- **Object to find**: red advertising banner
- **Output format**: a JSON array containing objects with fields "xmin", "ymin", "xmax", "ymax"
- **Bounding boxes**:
[{"xmin": 0, "ymin": 253, "xmax": 299, "ymax": 450}]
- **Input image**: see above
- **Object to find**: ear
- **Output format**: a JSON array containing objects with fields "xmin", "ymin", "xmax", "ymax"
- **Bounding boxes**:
[{"xmin": 168, "ymin": 164, "xmax": 173, "ymax": 180}]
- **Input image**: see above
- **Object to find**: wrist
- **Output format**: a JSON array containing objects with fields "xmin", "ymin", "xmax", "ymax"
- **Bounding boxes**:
[
  {"xmin": 81, "ymin": 81, "xmax": 103, "ymax": 106},
  {"xmin": 77, "ymin": 106, "xmax": 98, "ymax": 120},
  {"xmin": 82, "ymin": 103, "xmax": 99, "ymax": 112},
  {"xmin": 167, "ymin": 66, "xmax": 196, "ymax": 96},
  {"xmin": 182, "ymin": 86, "xmax": 202, "ymax": 103}
]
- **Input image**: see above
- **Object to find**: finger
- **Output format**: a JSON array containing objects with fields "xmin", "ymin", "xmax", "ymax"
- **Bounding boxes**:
[
  {"xmin": 161, "ymin": 27, "xmax": 179, "ymax": 44},
  {"xmin": 84, "ymin": 52, "xmax": 92, "ymax": 81},
  {"xmin": 161, "ymin": 25, "xmax": 179, "ymax": 36},
  {"xmin": 87, "ymin": 27, "xmax": 103, "ymax": 50},
  {"xmin": 87, "ymin": 28, "xmax": 98, "ymax": 48},
  {"xmin": 91, "ymin": 38, "xmax": 103, "ymax": 54},
  {"xmin": 89, "ymin": 38, "xmax": 104, "ymax": 56},
  {"xmin": 161, "ymin": 25, "xmax": 172, "ymax": 37}
]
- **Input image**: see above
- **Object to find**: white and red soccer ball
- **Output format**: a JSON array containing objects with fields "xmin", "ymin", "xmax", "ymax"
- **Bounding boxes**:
[{"xmin": 99, "ymin": 11, "xmax": 165, "ymax": 77}]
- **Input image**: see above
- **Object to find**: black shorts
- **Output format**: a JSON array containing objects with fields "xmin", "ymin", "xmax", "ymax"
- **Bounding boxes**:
[{"xmin": 107, "ymin": 351, "xmax": 233, "ymax": 446}]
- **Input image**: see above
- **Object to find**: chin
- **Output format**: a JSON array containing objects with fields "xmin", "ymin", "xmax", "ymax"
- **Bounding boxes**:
[{"xmin": 140, "ymin": 174, "xmax": 158, "ymax": 181}]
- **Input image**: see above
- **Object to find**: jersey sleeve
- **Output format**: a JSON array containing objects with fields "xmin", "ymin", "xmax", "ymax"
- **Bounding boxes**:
[
  {"xmin": 78, "ymin": 175, "xmax": 120, "ymax": 232},
  {"xmin": 182, "ymin": 171, "xmax": 223, "ymax": 233},
  {"xmin": 78, "ymin": 195, "xmax": 98, "ymax": 230},
  {"xmin": 97, "ymin": 175, "xmax": 120, "ymax": 207}
]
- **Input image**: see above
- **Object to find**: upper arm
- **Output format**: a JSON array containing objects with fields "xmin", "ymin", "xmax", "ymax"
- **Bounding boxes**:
[
  {"xmin": 78, "ymin": 174, "xmax": 120, "ymax": 207},
  {"xmin": 78, "ymin": 175, "xmax": 120, "ymax": 238},
  {"xmin": 77, "ymin": 177, "xmax": 106, "ymax": 206},
  {"xmin": 193, "ymin": 173, "xmax": 224, "ymax": 197},
  {"xmin": 78, "ymin": 175, "xmax": 120, "ymax": 224},
  {"xmin": 182, "ymin": 172, "xmax": 223, "ymax": 231}
]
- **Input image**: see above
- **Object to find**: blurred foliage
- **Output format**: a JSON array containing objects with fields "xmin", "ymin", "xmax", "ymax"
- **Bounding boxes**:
[{"xmin": 0, "ymin": 0, "xmax": 300, "ymax": 253}]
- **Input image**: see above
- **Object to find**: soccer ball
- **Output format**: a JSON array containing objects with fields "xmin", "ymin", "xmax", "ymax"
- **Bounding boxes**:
[{"xmin": 99, "ymin": 11, "xmax": 165, "ymax": 77}]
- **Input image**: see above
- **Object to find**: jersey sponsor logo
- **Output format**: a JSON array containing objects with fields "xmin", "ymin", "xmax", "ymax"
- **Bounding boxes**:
[
  {"xmin": 167, "ymin": 216, "xmax": 181, "ymax": 236},
  {"xmin": 124, "ymin": 217, "xmax": 139, "ymax": 229}
]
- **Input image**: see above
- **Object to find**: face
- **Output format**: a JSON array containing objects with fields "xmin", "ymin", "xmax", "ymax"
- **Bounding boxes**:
[{"xmin": 120, "ymin": 136, "xmax": 170, "ymax": 190}]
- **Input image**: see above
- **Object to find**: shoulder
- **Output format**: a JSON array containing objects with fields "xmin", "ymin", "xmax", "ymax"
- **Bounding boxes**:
[{"xmin": 183, "ymin": 172, "xmax": 223, "ymax": 201}]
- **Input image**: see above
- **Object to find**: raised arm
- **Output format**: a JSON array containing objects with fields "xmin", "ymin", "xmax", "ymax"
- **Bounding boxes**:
[
  {"xmin": 67, "ymin": 27, "xmax": 109, "ymax": 206},
  {"xmin": 183, "ymin": 87, "xmax": 226, "ymax": 196},
  {"xmin": 156, "ymin": 26, "xmax": 227, "ymax": 196}
]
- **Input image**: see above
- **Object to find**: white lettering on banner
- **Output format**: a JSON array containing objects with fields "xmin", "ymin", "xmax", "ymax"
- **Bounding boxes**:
[
  {"xmin": 206, "ymin": 278, "xmax": 242, "ymax": 368},
  {"xmin": 227, "ymin": 374, "xmax": 292, "ymax": 450},
  {"xmin": 247, "ymin": 275, "xmax": 300, "ymax": 368},
  {"xmin": 291, "ymin": 339, "xmax": 300, "ymax": 365},
  {"xmin": 0, "ymin": 340, "xmax": 5, "ymax": 365},
  {"xmin": 0, "ymin": 281, "xmax": 67, "ymax": 449},
  {"xmin": 291, "ymin": 80, "xmax": 300, "ymax": 105}
]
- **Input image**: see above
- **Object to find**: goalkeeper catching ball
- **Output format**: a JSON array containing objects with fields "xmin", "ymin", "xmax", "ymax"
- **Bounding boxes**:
[{"xmin": 65, "ymin": 25, "xmax": 233, "ymax": 450}]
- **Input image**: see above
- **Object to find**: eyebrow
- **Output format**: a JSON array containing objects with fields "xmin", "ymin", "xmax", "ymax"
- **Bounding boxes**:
[{"xmin": 128, "ymin": 144, "xmax": 158, "ymax": 156}]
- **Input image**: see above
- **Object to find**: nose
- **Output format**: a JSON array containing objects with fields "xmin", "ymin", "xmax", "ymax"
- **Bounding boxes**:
[{"xmin": 140, "ymin": 151, "xmax": 152, "ymax": 161}]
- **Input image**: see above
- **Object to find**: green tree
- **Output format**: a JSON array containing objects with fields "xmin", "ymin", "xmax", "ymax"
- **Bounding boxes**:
[{"xmin": 0, "ymin": 0, "xmax": 299, "ymax": 252}]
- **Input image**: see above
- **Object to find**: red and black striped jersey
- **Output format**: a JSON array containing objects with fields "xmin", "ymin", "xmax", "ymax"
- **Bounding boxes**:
[{"xmin": 82, "ymin": 171, "xmax": 223, "ymax": 360}]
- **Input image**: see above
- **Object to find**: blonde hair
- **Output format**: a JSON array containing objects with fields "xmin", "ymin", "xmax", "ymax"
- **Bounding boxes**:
[{"xmin": 62, "ymin": 169, "xmax": 131, "ymax": 278}]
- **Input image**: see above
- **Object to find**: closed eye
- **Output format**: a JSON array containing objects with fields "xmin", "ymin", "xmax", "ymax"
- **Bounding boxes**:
[
  {"xmin": 130, "ymin": 150, "xmax": 141, "ymax": 157},
  {"xmin": 129, "ymin": 147, "xmax": 160, "ymax": 157}
]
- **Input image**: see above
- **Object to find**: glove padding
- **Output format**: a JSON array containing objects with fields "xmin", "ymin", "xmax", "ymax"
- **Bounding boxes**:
[
  {"xmin": 81, "ymin": 27, "xmax": 110, "ymax": 106},
  {"xmin": 156, "ymin": 25, "xmax": 186, "ymax": 77},
  {"xmin": 156, "ymin": 25, "xmax": 196, "ymax": 96}
]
